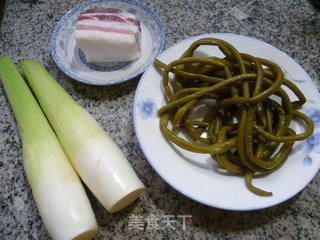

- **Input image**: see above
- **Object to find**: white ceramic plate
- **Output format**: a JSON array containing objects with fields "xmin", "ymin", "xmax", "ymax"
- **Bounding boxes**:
[
  {"xmin": 133, "ymin": 33, "xmax": 320, "ymax": 210},
  {"xmin": 51, "ymin": 0, "xmax": 164, "ymax": 85}
]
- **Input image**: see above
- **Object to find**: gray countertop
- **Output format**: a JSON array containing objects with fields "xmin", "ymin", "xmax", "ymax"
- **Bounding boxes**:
[{"xmin": 1, "ymin": 0, "xmax": 320, "ymax": 239}]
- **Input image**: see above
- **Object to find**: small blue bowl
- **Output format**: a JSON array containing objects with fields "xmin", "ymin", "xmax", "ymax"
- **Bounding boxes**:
[{"xmin": 51, "ymin": 0, "xmax": 165, "ymax": 85}]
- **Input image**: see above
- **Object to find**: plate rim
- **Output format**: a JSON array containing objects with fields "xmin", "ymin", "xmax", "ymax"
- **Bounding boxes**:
[
  {"xmin": 133, "ymin": 32, "xmax": 320, "ymax": 211},
  {"xmin": 50, "ymin": 0, "xmax": 165, "ymax": 85}
]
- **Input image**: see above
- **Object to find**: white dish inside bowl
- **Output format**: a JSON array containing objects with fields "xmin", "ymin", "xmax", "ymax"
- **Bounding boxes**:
[{"xmin": 51, "ymin": 0, "xmax": 165, "ymax": 85}]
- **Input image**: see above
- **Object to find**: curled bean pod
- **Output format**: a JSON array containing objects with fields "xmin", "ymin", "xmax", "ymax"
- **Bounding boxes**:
[{"xmin": 155, "ymin": 38, "xmax": 314, "ymax": 196}]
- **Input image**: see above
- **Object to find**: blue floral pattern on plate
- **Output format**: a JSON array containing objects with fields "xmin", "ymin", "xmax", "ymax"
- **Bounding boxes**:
[
  {"xmin": 299, "ymin": 108, "xmax": 320, "ymax": 166},
  {"xmin": 137, "ymin": 98, "xmax": 157, "ymax": 119}
]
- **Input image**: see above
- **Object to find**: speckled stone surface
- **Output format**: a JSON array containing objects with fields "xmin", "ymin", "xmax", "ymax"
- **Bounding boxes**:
[{"xmin": 0, "ymin": 0, "xmax": 319, "ymax": 239}]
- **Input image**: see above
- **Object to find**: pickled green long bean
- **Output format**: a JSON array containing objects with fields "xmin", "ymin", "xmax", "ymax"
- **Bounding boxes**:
[{"xmin": 155, "ymin": 38, "xmax": 314, "ymax": 196}]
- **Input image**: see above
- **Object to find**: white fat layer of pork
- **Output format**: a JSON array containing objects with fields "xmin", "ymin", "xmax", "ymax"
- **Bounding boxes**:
[
  {"xmin": 74, "ymin": 30, "xmax": 141, "ymax": 62},
  {"xmin": 77, "ymin": 20, "xmax": 139, "ymax": 34}
]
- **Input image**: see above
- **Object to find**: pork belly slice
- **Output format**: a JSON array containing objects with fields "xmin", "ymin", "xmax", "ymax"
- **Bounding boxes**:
[{"xmin": 74, "ymin": 7, "xmax": 141, "ymax": 63}]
